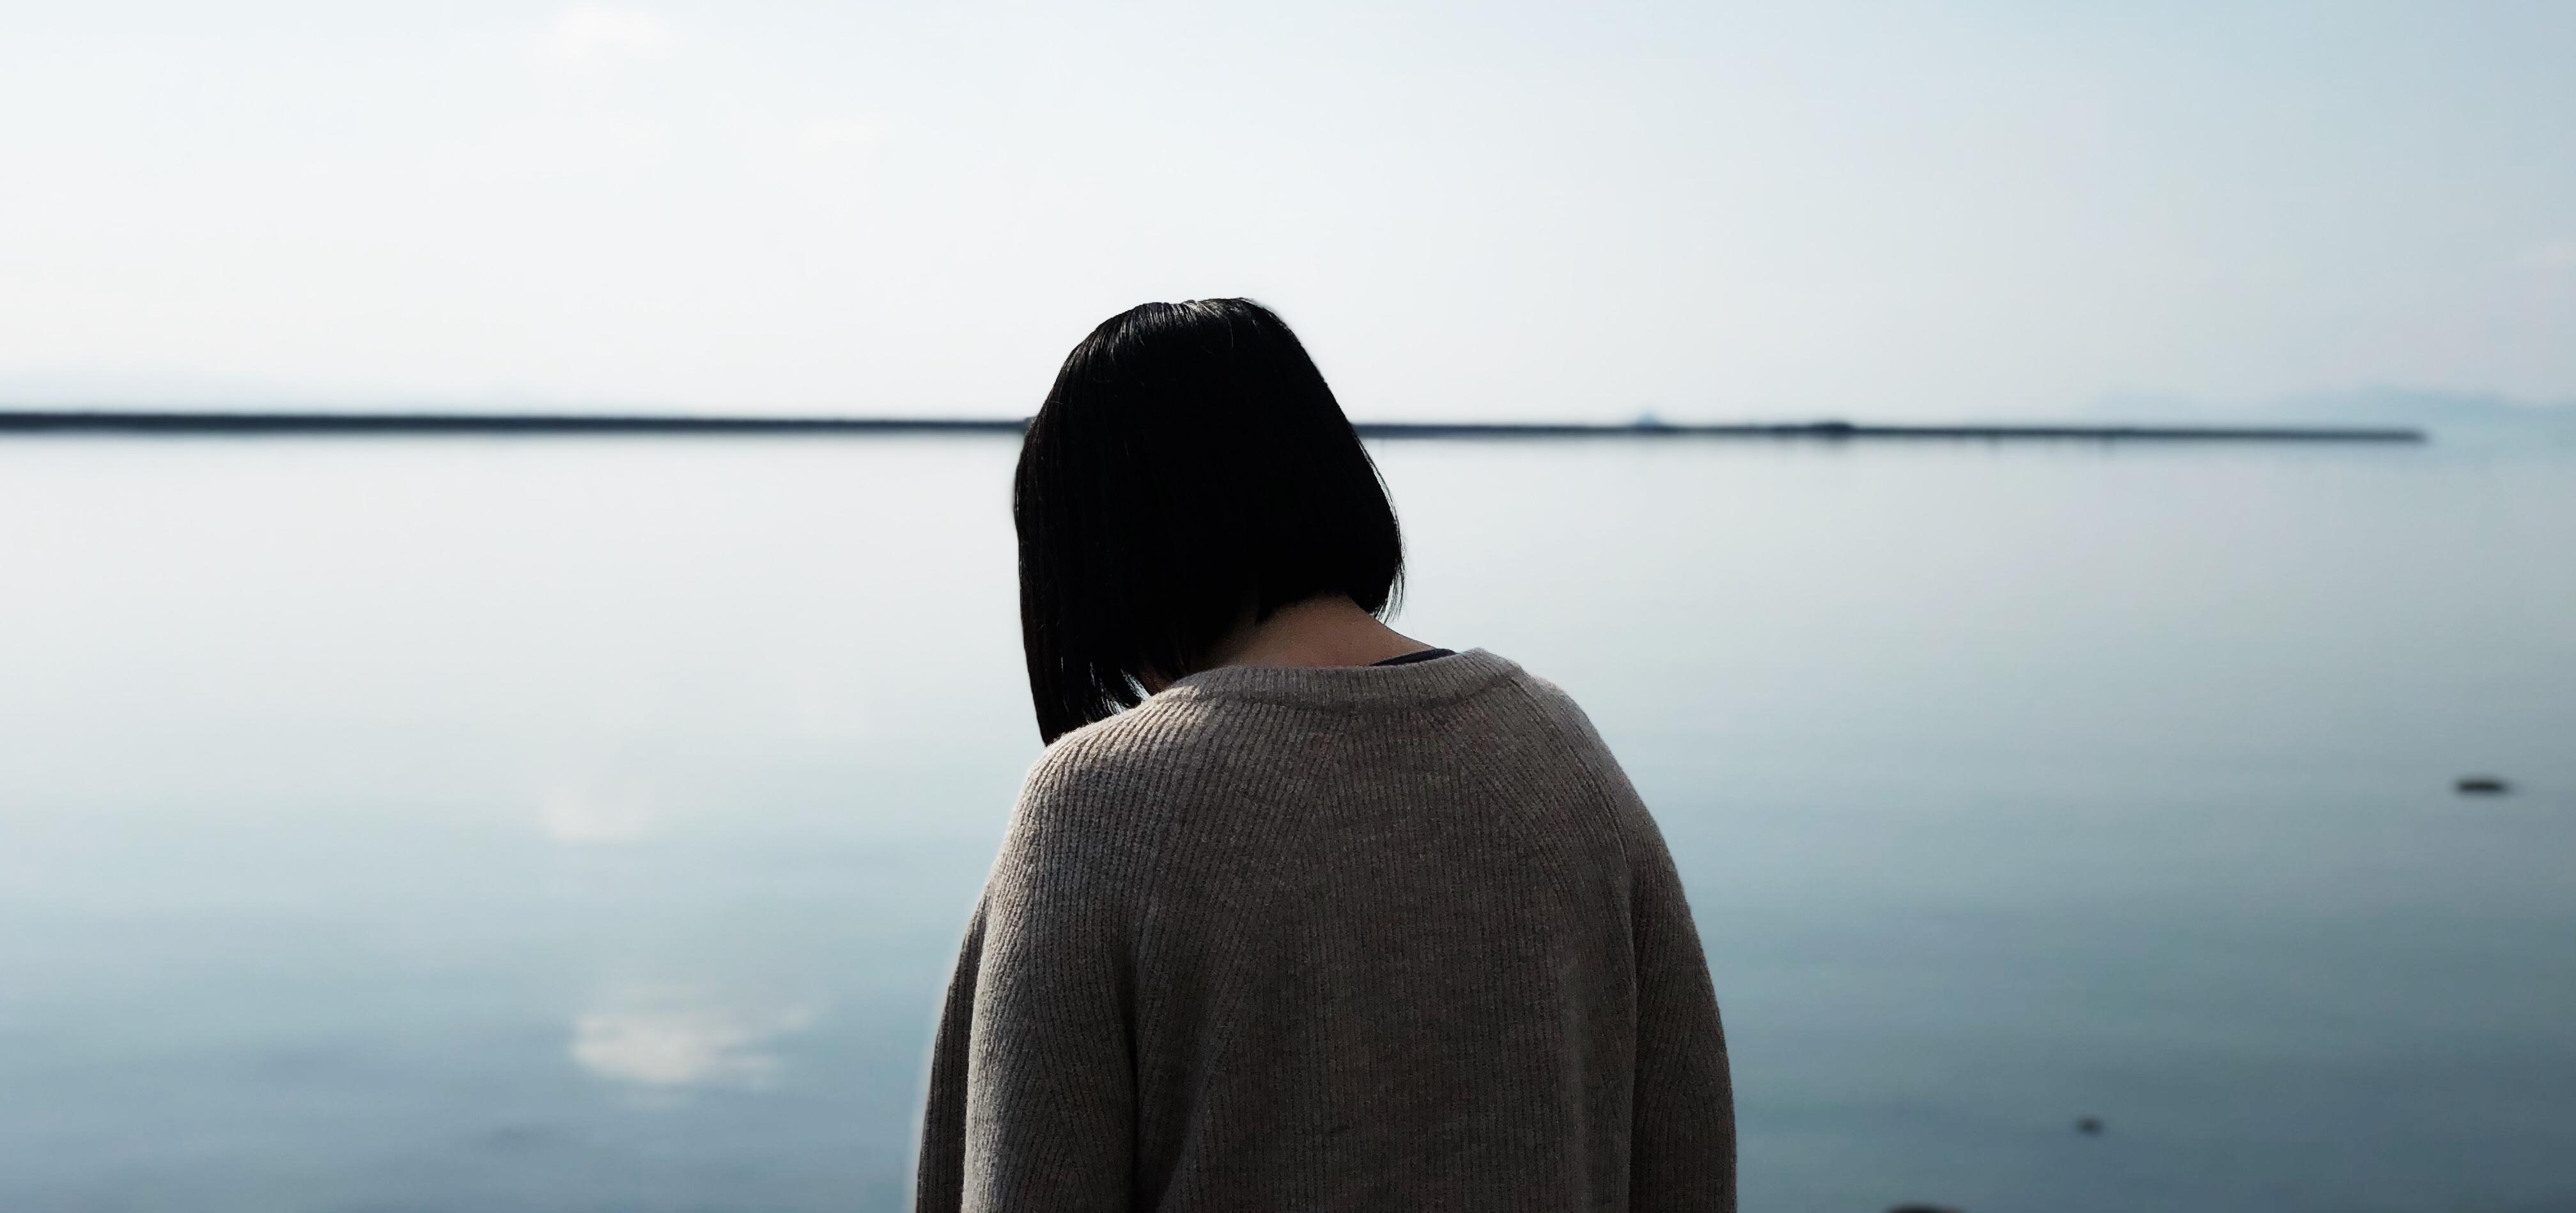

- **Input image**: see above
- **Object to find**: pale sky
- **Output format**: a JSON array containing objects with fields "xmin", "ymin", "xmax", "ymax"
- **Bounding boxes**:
[{"xmin": 2, "ymin": 1, "xmax": 2570, "ymax": 421}]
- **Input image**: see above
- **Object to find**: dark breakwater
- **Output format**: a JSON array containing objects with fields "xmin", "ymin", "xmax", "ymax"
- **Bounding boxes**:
[{"xmin": 0, "ymin": 410, "xmax": 2426, "ymax": 443}]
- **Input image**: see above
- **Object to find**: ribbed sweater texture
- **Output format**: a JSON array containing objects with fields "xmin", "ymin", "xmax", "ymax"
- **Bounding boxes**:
[{"xmin": 913, "ymin": 648, "xmax": 1734, "ymax": 1211}]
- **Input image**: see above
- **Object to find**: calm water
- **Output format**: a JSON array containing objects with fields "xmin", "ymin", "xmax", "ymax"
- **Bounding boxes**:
[{"xmin": 2, "ymin": 435, "xmax": 2571, "ymax": 1212}]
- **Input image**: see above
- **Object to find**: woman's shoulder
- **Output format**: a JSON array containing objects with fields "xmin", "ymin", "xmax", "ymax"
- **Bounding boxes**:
[
  {"xmin": 1006, "ymin": 694, "xmax": 1228, "ymax": 831},
  {"xmin": 1027, "ymin": 690, "xmax": 1209, "ymax": 772},
  {"xmin": 1482, "ymin": 663, "xmax": 1620, "ymax": 759}
]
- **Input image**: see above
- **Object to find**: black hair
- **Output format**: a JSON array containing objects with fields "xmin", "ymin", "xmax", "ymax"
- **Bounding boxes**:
[{"xmin": 1013, "ymin": 298, "xmax": 1404, "ymax": 744}]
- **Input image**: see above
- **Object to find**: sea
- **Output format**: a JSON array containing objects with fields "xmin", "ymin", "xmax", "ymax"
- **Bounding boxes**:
[{"xmin": 2, "ymin": 433, "xmax": 2570, "ymax": 1212}]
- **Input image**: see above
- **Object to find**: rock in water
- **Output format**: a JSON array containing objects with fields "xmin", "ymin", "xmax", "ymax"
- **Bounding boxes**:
[
  {"xmin": 2076, "ymin": 1116, "xmax": 2104, "ymax": 1135},
  {"xmin": 2456, "ymin": 776, "xmax": 2511, "ymax": 796}
]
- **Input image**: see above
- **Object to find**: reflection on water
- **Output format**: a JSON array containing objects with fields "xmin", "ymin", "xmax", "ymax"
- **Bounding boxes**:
[
  {"xmin": 1, "ymin": 435, "xmax": 2572, "ymax": 1212},
  {"xmin": 538, "ymin": 777, "xmax": 663, "ymax": 846},
  {"xmin": 572, "ymin": 996, "xmax": 819, "ymax": 1095}
]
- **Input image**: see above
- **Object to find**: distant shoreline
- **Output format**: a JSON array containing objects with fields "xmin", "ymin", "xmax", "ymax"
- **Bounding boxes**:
[{"xmin": 0, "ymin": 410, "xmax": 2428, "ymax": 444}]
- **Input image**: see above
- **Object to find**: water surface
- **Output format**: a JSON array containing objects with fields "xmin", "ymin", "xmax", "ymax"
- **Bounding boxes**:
[{"xmin": 2, "ymin": 435, "xmax": 2570, "ymax": 1212}]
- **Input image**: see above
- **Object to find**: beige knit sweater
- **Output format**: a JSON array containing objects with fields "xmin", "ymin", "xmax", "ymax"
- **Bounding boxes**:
[{"xmin": 913, "ymin": 648, "xmax": 1734, "ymax": 1211}]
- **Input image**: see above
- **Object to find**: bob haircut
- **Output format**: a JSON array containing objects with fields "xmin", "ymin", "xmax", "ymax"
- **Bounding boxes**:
[{"xmin": 1014, "ymin": 298, "xmax": 1404, "ymax": 744}]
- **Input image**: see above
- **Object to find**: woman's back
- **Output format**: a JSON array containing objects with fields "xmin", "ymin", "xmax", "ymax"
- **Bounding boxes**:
[{"xmin": 914, "ymin": 649, "xmax": 1734, "ymax": 1211}]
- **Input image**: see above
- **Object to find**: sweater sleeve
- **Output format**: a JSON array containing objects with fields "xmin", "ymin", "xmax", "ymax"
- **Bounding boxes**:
[
  {"xmin": 1624, "ymin": 803, "xmax": 1737, "ymax": 1212},
  {"xmin": 1514, "ymin": 672, "xmax": 1736, "ymax": 1210},
  {"xmin": 914, "ymin": 755, "xmax": 1138, "ymax": 1213}
]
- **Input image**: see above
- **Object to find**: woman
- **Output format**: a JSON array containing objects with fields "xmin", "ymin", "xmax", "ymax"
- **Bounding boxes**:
[{"xmin": 915, "ymin": 299, "xmax": 1734, "ymax": 1211}]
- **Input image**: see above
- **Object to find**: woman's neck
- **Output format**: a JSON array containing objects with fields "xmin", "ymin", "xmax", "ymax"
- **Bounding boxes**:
[{"xmin": 1187, "ymin": 594, "xmax": 1430, "ymax": 683}]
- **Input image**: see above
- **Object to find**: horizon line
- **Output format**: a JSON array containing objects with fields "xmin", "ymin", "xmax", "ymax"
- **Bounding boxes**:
[{"xmin": 0, "ymin": 408, "xmax": 2428, "ymax": 444}]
